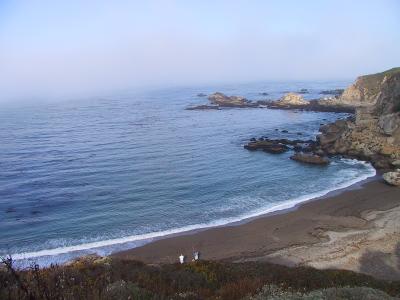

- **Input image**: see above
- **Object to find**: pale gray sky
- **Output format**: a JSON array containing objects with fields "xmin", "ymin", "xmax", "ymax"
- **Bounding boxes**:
[{"xmin": 0, "ymin": 0, "xmax": 399, "ymax": 100}]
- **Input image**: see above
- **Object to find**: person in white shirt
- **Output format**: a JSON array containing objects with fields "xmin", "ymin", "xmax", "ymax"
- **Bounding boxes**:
[{"xmin": 179, "ymin": 254, "xmax": 185, "ymax": 264}]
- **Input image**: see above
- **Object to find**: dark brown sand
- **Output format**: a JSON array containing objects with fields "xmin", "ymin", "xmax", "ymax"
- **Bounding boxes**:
[{"xmin": 114, "ymin": 178, "xmax": 400, "ymax": 279}]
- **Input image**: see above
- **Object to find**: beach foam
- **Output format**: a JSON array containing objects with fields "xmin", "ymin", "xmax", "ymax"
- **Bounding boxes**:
[{"xmin": 10, "ymin": 159, "xmax": 376, "ymax": 267}]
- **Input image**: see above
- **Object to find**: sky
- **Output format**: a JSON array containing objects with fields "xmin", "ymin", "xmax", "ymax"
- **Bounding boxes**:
[{"xmin": 0, "ymin": 0, "xmax": 399, "ymax": 100}]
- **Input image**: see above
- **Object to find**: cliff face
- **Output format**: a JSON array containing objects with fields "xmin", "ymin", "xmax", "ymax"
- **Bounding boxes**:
[
  {"xmin": 340, "ymin": 68, "xmax": 400, "ymax": 107},
  {"xmin": 317, "ymin": 68, "xmax": 400, "ymax": 171}
]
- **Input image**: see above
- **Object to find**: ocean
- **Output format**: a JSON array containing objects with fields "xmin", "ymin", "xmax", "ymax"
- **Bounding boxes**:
[{"xmin": 0, "ymin": 81, "xmax": 376, "ymax": 267}]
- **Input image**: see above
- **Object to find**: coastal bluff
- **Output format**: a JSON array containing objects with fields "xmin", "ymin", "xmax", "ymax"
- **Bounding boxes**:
[
  {"xmin": 317, "ymin": 68, "xmax": 400, "ymax": 175},
  {"xmin": 322, "ymin": 67, "xmax": 400, "ymax": 107}
]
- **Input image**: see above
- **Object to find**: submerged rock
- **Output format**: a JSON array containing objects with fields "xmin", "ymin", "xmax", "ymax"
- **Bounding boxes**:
[
  {"xmin": 383, "ymin": 170, "xmax": 400, "ymax": 186},
  {"xmin": 244, "ymin": 140, "xmax": 289, "ymax": 154},
  {"xmin": 290, "ymin": 153, "xmax": 330, "ymax": 165},
  {"xmin": 186, "ymin": 105, "xmax": 220, "ymax": 110},
  {"xmin": 298, "ymin": 89, "xmax": 309, "ymax": 94},
  {"xmin": 319, "ymin": 89, "xmax": 345, "ymax": 96},
  {"xmin": 197, "ymin": 93, "xmax": 207, "ymax": 97}
]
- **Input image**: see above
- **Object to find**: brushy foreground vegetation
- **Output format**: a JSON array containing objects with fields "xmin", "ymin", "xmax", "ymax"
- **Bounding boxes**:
[{"xmin": 1, "ymin": 256, "xmax": 399, "ymax": 299}]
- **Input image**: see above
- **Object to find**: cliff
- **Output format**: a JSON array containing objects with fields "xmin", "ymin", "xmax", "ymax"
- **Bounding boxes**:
[
  {"xmin": 317, "ymin": 68, "xmax": 400, "ymax": 173},
  {"xmin": 319, "ymin": 68, "xmax": 400, "ymax": 107}
]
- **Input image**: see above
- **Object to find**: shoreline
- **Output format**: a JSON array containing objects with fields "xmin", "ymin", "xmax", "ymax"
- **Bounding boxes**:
[
  {"xmin": 10, "ymin": 159, "xmax": 375, "ymax": 265},
  {"xmin": 114, "ymin": 175, "xmax": 400, "ymax": 280}
]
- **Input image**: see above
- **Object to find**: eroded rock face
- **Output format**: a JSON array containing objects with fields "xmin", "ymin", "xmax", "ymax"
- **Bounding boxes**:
[
  {"xmin": 316, "ymin": 69, "xmax": 400, "ymax": 171},
  {"xmin": 290, "ymin": 153, "xmax": 330, "ymax": 165},
  {"xmin": 379, "ymin": 113, "xmax": 400, "ymax": 136},
  {"xmin": 275, "ymin": 93, "xmax": 309, "ymax": 106},
  {"xmin": 383, "ymin": 170, "xmax": 400, "ymax": 186},
  {"xmin": 338, "ymin": 68, "xmax": 400, "ymax": 107}
]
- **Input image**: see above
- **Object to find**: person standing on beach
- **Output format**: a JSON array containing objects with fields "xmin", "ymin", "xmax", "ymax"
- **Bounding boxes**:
[{"xmin": 179, "ymin": 254, "xmax": 185, "ymax": 264}]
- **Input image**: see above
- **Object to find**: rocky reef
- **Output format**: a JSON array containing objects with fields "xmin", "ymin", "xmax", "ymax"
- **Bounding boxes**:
[
  {"xmin": 187, "ymin": 92, "xmax": 257, "ymax": 109},
  {"xmin": 243, "ymin": 68, "xmax": 400, "ymax": 176},
  {"xmin": 290, "ymin": 153, "xmax": 330, "ymax": 165},
  {"xmin": 207, "ymin": 92, "xmax": 256, "ymax": 107},
  {"xmin": 197, "ymin": 93, "xmax": 207, "ymax": 97},
  {"xmin": 187, "ymin": 91, "xmax": 354, "ymax": 112}
]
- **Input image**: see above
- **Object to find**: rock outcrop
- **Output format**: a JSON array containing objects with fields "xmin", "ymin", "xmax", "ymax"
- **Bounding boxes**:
[
  {"xmin": 188, "ymin": 91, "xmax": 354, "ymax": 112},
  {"xmin": 290, "ymin": 153, "xmax": 330, "ymax": 165},
  {"xmin": 383, "ymin": 170, "xmax": 400, "ymax": 186},
  {"xmin": 207, "ymin": 92, "xmax": 254, "ymax": 107},
  {"xmin": 244, "ymin": 138, "xmax": 317, "ymax": 154},
  {"xmin": 275, "ymin": 93, "xmax": 309, "ymax": 106},
  {"xmin": 336, "ymin": 68, "xmax": 400, "ymax": 107},
  {"xmin": 187, "ymin": 92, "xmax": 257, "ymax": 109},
  {"xmin": 244, "ymin": 140, "xmax": 289, "ymax": 154},
  {"xmin": 317, "ymin": 68, "xmax": 400, "ymax": 171}
]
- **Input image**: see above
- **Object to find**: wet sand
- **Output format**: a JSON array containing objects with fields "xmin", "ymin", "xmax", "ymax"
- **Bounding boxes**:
[{"xmin": 114, "ymin": 178, "xmax": 400, "ymax": 280}]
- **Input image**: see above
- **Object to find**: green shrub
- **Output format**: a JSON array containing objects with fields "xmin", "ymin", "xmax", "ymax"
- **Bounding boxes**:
[{"xmin": 1, "ymin": 257, "xmax": 399, "ymax": 299}]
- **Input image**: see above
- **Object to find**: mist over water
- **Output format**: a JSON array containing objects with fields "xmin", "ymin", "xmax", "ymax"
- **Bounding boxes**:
[{"xmin": 0, "ymin": 81, "xmax": 376, "ymax": 267}]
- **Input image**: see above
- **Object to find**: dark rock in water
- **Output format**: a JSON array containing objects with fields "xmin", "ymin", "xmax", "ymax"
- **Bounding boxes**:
[
  {"xmin": 319, "ymin": 89, "xmax": 345, "ymax": 96},
  {"xmin": 298, "ymin": 89, "xmax": 309, "ymax": 94},
  {"xmin": 297, "ymin": 132, "xmax": 303, "ymax": 135},
  {"xmin": 281, "ymin": 130, "xmax": 289, "ymax": 133},
  {"xmin": 245, "ymin": 137, "xmax": 318, "ymax": 155},
  {"xmin": 259, "ymin": 92, "xmax": 269, "ymax": 96},
  {"xmin": 275, "ymin": 129, "xmax": 279, "ymax": 131},
  {"xmin": 290, "ymin": 153, "xmax": 330, "ymax": 165},
  {"xmin": 197, "ymin": 93, "xmax": 207, "ymax": 97},
  {"xmin": 293, "ymin": 144, "xmax": 303, "ymax": 152},
  {"xmin": 250, "ymin": 137, "xmax": 256, "ymax": 142},
  {"xmin": 6, "ymin": 207, "xmax": 16, "ymax": 213},
  {"xmin": 244, "ymin": 140, "xmax": 289, "ymax": 154},
  {"xmin": 255, "ymin": 100, "xmax": 270, "ymax": 106},
  {"xmin": 263, "ymin": 144, "xmax": 289, "ymax": 154},
  {"xmin": 186, "ymin": 105, "xmax": 221, "ymax": 110}
]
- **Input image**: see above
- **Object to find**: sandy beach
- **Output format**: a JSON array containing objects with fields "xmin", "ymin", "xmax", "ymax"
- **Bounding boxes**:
[{"xmin": 115, "ymin": 177, "xmax": 400, "ymax": 280}]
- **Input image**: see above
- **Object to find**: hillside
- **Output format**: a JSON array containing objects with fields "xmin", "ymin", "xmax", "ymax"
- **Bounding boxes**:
[
  {"xmin": 338, "ymin": 67, "xmax": 400, "ymax": 106},
  {"xmin": 1, "ymin": 257, "xmax": 399, "ymax": 299}
]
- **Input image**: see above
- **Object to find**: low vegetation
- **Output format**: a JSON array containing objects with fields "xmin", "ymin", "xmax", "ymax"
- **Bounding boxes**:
[
  {"xmin": 1, "ymin": 256, "xmax": 399, "ymax": 299},
  {"xmin": 358, "ymin": 67, "xmax": 400, "ymax": 97}
]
